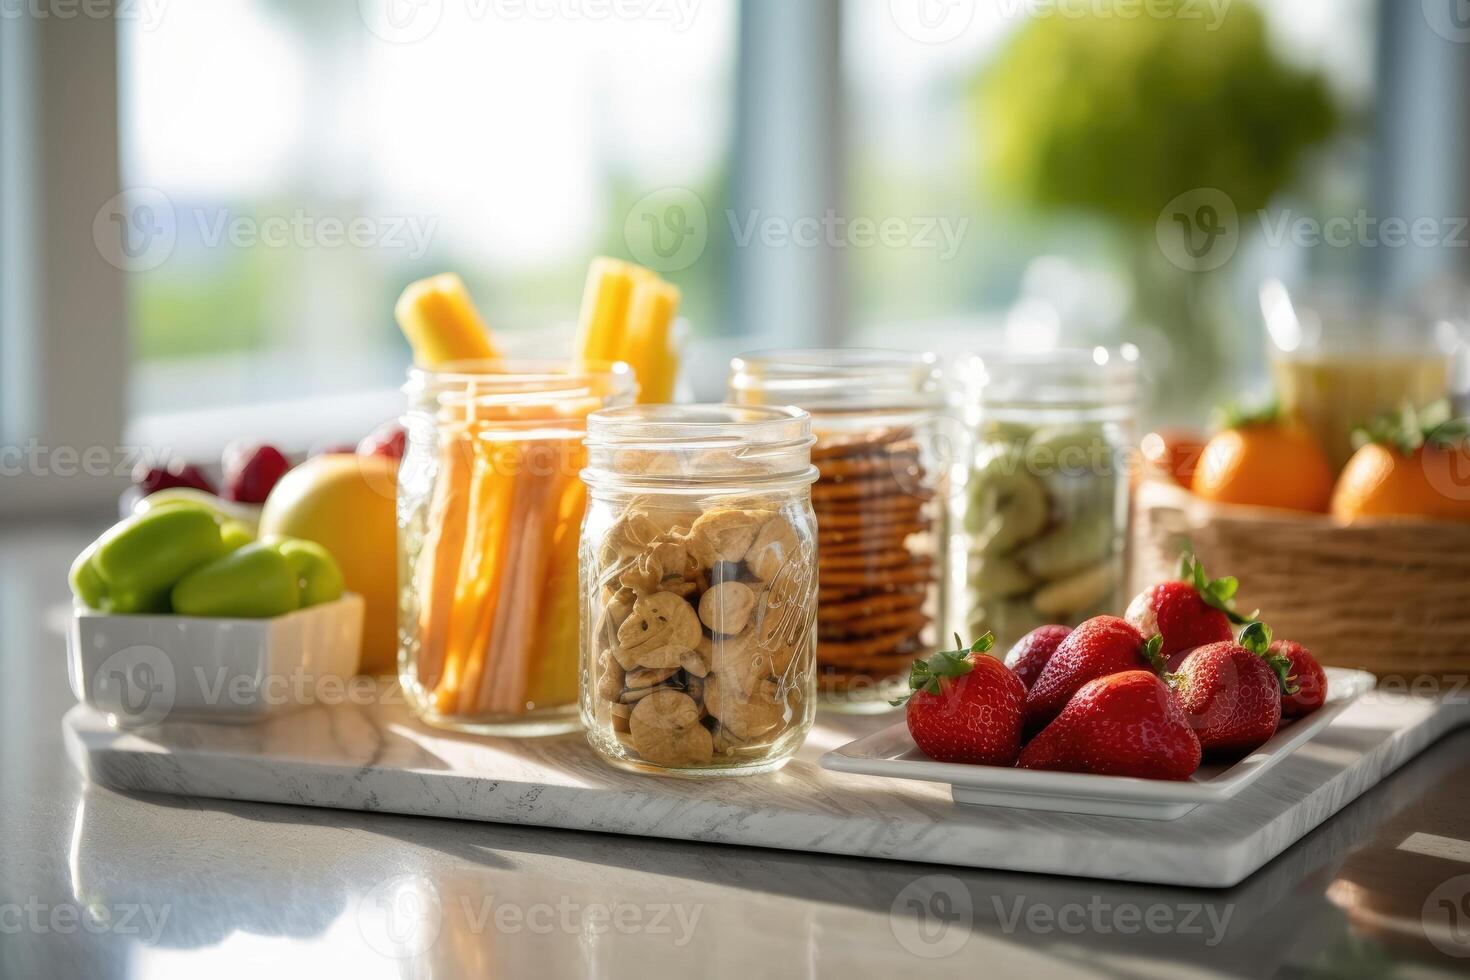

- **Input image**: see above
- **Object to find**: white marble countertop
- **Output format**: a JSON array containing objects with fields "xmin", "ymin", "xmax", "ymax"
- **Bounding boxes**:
[{"xmin": 7, "ymin": 519, "xmax": 1470, "ymax": 977}]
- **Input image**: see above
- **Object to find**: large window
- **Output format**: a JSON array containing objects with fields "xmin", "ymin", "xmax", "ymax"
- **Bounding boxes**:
[{"xmin": 120, "ymin": 1, "xmax": 735, "ymax": 414}]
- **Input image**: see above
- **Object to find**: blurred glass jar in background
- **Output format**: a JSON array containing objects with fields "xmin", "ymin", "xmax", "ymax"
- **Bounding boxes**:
[
  {"xmin": 1261, "ymin": 281, "xmax": 1459, "ymax": 473},
  {"xmin": 728, "ymin": 350, "xmax": 954, "ymax": 712},
  {"xmin": 580, "ymin": 405, "xmax": 818, "ymax": 776},
  {"xmin": 957, "ymin": 348, "xmax": 1139, "ymax": 652},
  {"xmin": 398, "ymin": 360, "xmax": 634, "ymax": 736}
]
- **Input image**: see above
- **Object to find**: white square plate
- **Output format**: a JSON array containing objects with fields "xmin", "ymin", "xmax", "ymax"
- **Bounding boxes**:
[{"xmin": 820, "ymin": 666, "xmax": 1376, "ymax": 820}]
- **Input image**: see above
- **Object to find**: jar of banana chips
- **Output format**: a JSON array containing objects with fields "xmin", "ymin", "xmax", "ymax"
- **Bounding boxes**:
[
  {"xmin": 958, "ymin": 348, "xmax": 1139, "ymax": 651},
  {"xmin": 580, "ymin": 404, "xmax": 819, "ymax": 776}
]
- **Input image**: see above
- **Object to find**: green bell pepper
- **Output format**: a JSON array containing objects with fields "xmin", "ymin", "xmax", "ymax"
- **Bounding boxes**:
[
  {"xmin": 72, "ymin": 507, "xmax": 229, "ymax": 613},
  {"xmin": 272, "ymin": 538, "xmax": 345, "ymax": 607},
  {"xmin": 171, "ymin": 542, "xmax": 301, "ymax": 618},
  {"xmin": 170, "ymin": 537, "xmax": 344, "ymax": 618},
  {"xmin": 220, "ymin": 519, "xmax": 256, "ymax": 553}
]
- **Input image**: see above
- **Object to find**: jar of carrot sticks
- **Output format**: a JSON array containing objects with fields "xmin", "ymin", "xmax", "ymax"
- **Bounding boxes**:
[
  {"xmin": 580, "ymin": 405, "xmax": 819, "ymax": 776},
  {"xmin": 728, "ymin": 350, "xmax": 954, "ymax": 712},
  {"xmin": 399, "ymin": 360, "xmax": 635, "ymax": 735}
]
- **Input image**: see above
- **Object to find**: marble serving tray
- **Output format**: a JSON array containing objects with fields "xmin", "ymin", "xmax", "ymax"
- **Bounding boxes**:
[{"xmin": 64, "ymin": 686, "xmax": 1470, "ymax": 888}]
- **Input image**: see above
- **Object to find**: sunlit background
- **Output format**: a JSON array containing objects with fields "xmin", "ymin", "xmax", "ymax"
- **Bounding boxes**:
[{"xmin": 4, "ymin": 0, "xmax": 1469, "ymax": 510}]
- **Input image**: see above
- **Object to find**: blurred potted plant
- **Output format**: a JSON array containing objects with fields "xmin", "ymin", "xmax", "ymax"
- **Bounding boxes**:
[{"xmin": 976, "ymin": 1, "xmax": 1337, "ymax": 413}]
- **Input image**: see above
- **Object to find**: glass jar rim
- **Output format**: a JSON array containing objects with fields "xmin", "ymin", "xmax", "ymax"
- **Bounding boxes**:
[
  {"xmin": 405, "ymin": 358, "xmax": 634, "ymax": 394},
  {"xmin": 965, "ymin": 346, "xmax": 1140, "ymax": 409},
  {"xmin": 583, "ymin": 403, "xmax": 817, "ymax": 490},
  {"xmin": 728, "ymin": 348, "xmax": 945, "ymax": 411}
]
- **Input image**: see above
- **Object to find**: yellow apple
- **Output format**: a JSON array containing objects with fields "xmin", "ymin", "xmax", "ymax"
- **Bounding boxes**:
[{"xmin": 259, "ymin": 454, "xmax": 398, "ymax": 675}]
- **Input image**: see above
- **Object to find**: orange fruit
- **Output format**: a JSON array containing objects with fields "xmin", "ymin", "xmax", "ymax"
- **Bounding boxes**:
[
  {"xmin": 1140, "ymin": 428, "xmax": 1206, "ymax": 488},
  {"xmin": 1331, "ymin": 442, "xmax": 1470, "ymax": 523},
  {"xmin": 1192, "ymin": 422, "xmax": 1334, "ymax": 513},
  {"xmin": 259, "ymin": 454, "xmax": 399, "ymax": 674}
]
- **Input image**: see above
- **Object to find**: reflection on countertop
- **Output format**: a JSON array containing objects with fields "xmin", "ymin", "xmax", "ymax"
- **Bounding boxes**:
[{"xmin": 4, "ymin": 519, "xmax": 1469, "ymax": 978}]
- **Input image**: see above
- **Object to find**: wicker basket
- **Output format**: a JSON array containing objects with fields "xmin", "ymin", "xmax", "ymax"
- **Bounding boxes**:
[{"xmin": 1129, "ymin": 479, "xmax": 1470, "ymax": 680}]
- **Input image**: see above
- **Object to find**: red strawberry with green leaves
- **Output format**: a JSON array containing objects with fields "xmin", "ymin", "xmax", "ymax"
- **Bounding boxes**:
[
  {"xmin": 1019, "ymin": 671, "xmax": 1202, "ymax": 781},
  {"xmin": 1125, "ymin": 553, "xmax": 1250, "ymax": 668},
  {"xmin": 1025, "ymin": 616, "xmax": 1163, "ymax": 733},
  {"xmin": 1173, "ymin": 622, "xmax": 1293, "ymax": 759},
  {"xmin": 1004, "ymin": 625, "xmax": 1072, "ymax": 690},
  {"xmin": 1271, "ymin": 639, "xmax": 1326, "ymax": 718},
  {"xmin": 895, "ymin": 634, "xmax": 1026, "ymax": 766}
]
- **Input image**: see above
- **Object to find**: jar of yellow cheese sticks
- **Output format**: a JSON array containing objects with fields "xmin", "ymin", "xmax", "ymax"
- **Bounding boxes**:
[
  {"xmin": 399, "ymin": 360, "xmax": 635, "ymax": 735},
  {"xmin": 580, "ymin": 405, "xmax": 819, "ymax": 776}
]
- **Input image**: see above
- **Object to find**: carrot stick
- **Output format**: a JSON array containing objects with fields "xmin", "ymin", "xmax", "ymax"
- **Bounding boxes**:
[
  {"xmin": 415, "ymin": 430, "xmax": 472, "ymax": 691},
  {"xmin": 451, "ymin": 441, "xmax": 518, "ymax": 716},
  {"xmin": 473, "ymin": 442, "xmax": 546, "ymax": 714},
  {"xmin": 527, "ymin": 453, "xmax": 587, "ymax": 707}
]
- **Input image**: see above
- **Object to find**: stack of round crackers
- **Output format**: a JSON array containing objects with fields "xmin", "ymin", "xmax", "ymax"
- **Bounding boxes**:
[{"xmin": 812, "ymin": 426, "xmax": 936, "ymax": 694}]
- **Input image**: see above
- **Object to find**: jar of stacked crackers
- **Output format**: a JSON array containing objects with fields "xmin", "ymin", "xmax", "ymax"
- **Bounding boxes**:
[{"xmin": 728, "ymin": 350, "xmax": 952, "ymax": 711}]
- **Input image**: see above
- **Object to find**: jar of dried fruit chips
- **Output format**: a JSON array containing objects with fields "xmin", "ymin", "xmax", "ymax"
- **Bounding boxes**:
[
  {"xmin": 399, "ymin": 360, "xmax": 635, "ymax": 736},
  {"xmin": 957, "ymin": 348, "xmax": 1139, "ymax": 653},
  {"xmin": 580, "ymin": 404, "xmax": 819, "ymax": 776},
  {"xmin": 728, "ymin": 350, "xmax": 954, "ymax": 711}
]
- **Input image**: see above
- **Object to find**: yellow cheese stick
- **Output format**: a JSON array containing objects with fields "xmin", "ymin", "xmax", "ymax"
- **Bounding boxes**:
[
  {"xmin": 622, "ymin": 278, "xmax": 682, "ymax": 403},
  {"xmin": 574, "ymin": 258, "xmax": 648, "ymax": 363},
  {"xmin": 395, "ymin": 273, "xmax": 500, "ymax": 367}
]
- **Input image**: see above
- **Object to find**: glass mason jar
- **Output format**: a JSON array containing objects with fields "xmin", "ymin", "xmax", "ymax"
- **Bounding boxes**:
[
  {"xmin": 580, "ymin": 404, "xmax": 819, "ymax": 777},
  {"xmin": 957, "ymin": 348, "xmax": 1139, "ymax": 653},
  {"xmin": 728, "ymin": 350, "xmax": 952, "ymax": 712},
  {"xmin": 398, "ymin": 360, "xmax": 635, "ymax": 736}
]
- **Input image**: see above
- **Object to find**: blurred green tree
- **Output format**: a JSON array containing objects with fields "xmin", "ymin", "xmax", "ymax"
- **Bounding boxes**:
[{"xmin": 976, "ymin": 0, "xmax": 1338, "ymax": 414}]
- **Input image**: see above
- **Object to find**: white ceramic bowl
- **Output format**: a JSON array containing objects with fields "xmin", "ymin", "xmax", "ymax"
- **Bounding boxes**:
[{"xmin": 67, "ymin": 595, "xmax": 365, "ymax": 727}]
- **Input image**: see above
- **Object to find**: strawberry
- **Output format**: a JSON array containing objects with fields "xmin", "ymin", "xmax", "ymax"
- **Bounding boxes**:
[
  {"xmin": 1125, "ymin": 553, "xmax": 1246, "ymax": 667},
  {"xmin": 1019, "ymin": 671, "xmax": 1202, "ymax": 781},
  {"xmin": 896, "ymin": 634, "xmax": 1026, "ymax": 766},
  {"xmin": 1025, "ymin": 616, "xmax": 1160, "ymax": 733},
  {"xmin": 1004, "ymin": 625, "xmax": 1072, "ymax": 690},
  {"xmin": 1172, "ymin": 623, "xmax": 1291, "ymax": 759},
  {"xmin": 1271, "ymin": 639, "xmax": 1326, "ymax": 718}
]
